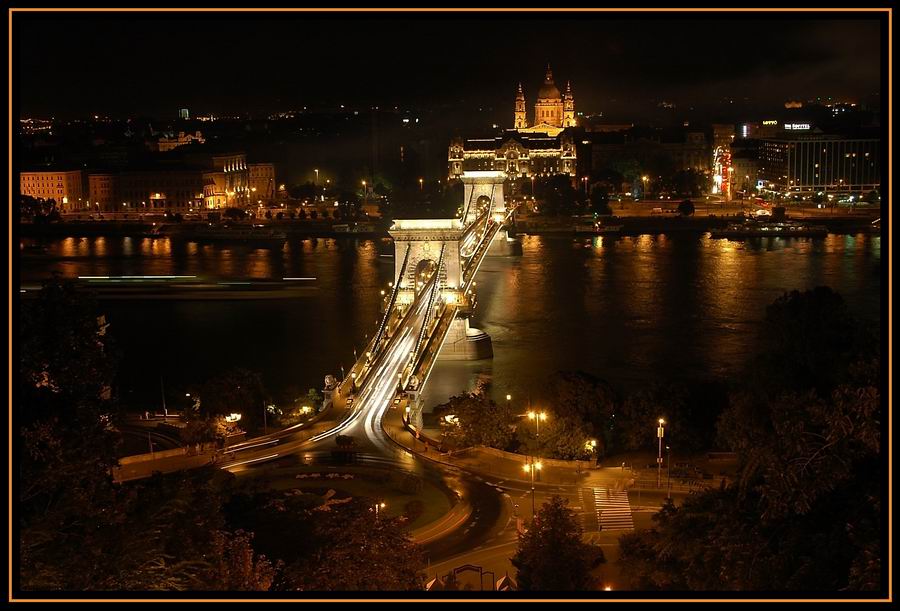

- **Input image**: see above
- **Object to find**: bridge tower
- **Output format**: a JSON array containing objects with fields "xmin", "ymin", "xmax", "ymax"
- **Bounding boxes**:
[
  {"xmin": 460, "ymin": 170, "xmax": 519, "ymax": 256},
  {"xmin": 390, "ymin": 218, "xmax": 464, "ymax": 305},
  {"xmin": 460, "ymin": 170, "xmax": 508, "ymax": 226},
  {"xmin": 388, "ymin": 218, "xmax": 493, "ymax": 361}
]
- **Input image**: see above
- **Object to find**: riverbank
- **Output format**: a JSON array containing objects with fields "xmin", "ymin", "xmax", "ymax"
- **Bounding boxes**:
[
  {"xmin": 511, "ymin": 213, "xmax": 880, "ymax": 236},
  {"xmin": 19, "ymin": 210, "xmax": 878, "ymax": 241},
  {"xmin": 18, "ymin": 219, "xmax": 391, "ymax": 239}
]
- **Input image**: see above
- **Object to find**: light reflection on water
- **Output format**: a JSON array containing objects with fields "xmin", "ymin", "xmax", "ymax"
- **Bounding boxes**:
[{"xmin": 18, "ymin": 233, "xmax": 881, "ymax": 409}]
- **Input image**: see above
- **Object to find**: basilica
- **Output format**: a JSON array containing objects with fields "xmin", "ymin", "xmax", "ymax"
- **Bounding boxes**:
[
  {"xmin": 448, "ymin": 65, "xmax": 578, "ymax": 181},
  {"xmin": 515, "ymin": 64, "xmax": 576, "ymax": 136}
]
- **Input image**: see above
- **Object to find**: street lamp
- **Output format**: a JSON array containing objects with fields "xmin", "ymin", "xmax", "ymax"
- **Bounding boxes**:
[
  {"xmin": 527, "ymin": 410, "xmax": 547, "ymax": 439},
  {"xmin": 419, "ymin": 177, "xmax": 424, "ymax": 191},
  {"xmin": 314, "ymin": 168, "xmax": 319, "ymax": 185},
  {"xmin": 351, "ymin": 371, "xmax": 357, "ymax": 394},
  {"xmin": 523, "ymin": 459, "xmax": 542, "ymax": 520},
  {"xmin": 374, "ymin": 501, "xmax": 386, "ymax": 517},
  {"xmin": 657, "ymin": 418, "xmax": 665, "ymax": 488},
  {"xmin": 642, "ymin": 175, "xmax": 649, "ymax": 200},
  {"xmin": 666, "ymin": 444, "xmax": 671, "ymax": 499}
]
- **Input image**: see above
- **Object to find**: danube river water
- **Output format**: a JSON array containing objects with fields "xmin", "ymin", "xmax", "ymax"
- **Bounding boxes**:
[{"xmin": 18, "ymin": 232, "xmax": 882, "ymax": 411}]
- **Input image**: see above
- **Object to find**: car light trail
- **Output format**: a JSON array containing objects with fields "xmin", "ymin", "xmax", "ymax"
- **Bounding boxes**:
[{"xmin": 225, "ymin": 453, "xmax": 279, "ymax": 468}]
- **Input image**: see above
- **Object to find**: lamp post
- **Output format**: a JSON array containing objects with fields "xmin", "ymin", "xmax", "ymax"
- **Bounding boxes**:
[
  {"xmin": 419, "ymin": 177, "xmax": 424, "ymax": 191},
  {"xmin": 314, "ymin": 168, "xmax": 319, "ymax": 185},
  {"xmin": 527, "ymin": 410, "xmax": 547, "ymax": 444},
  {"xmin": 657, "ymin": 418, "xmax": 665, "ymax": 488},
  {"xmin": 374, "ymin": 501, "xmax": 385, "ymax": 517},
  {"xmin": 666, "ymin": 444, "xmax": 671, "ymax": 499},
  {"xmin": 523, "ymin": 459, "xmax": 542, "ymax": 520}
]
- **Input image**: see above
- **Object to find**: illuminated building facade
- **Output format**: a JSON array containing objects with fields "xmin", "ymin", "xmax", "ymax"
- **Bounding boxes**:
[
  {"xmin": 448, "ymin": 131, "xmax": 576, "ymax": 180},
  {"xmin": 758, "ymin": 135, "xmax": 880, "ymax": 195},
  {"xmin": 248, "ymin": 163, "xmax": 276, "ymax": 203},
  {"xmin": 194, "ymin": 152, "xmax": 250, "ymax": 208},
  {"xmin": 514, "ymin": 65, "xmax": 576, "ymax": 136},
  {"xmin": 20, "ymin": 170, "xmax": 85, "ymax": 211},
  {"xmin": 449, "ymin": 65, "xmax": 579, "ymax": 184},
  {"xmin": 87, "ymin": 170, "xmax": 205, "ymax": 212},
  {"xmin": 155, "ymin": 130, "xmax": 205, "ymax": 152},
  {"xmin": 711, "ymin": 146, "xmax": 733, "ymax": 199}
]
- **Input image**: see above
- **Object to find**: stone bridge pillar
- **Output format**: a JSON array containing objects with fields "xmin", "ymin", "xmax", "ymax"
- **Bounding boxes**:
[
  {"xmin": 460, "ymin": 170, "xmax": 519, "ymax": 256},
  {"xmin": 460, "ymin": 170, "xmax": 507, "ymax": 226},
  {"xmin": 389, "ymin": 218, "xmax": 464, "ymax": 305},
  {"xmin": 388, "ymin": 217, "xmax": 492, "ymax": 361}
]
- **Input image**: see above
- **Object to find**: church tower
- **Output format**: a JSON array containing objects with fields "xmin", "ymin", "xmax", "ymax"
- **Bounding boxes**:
[
  {"xmin": 563, "ymin": 80, "xmax": 576, "ymax": 127},
  {"xmin": 514, "ymin": 82, "xmax": 527, "ymax": 129},
  {"xmin": 534, "ymin": 64, "xmax": 564, "ymax": 128}
]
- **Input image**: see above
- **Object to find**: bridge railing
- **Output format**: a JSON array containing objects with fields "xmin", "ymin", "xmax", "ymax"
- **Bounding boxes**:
[
  {"xmin": 348, "ymin": 266, "xmax": 441, "ymax": 395},
  {"xmin": 371, "ymin": 243, "xmax": 411, "ymax": 357}
]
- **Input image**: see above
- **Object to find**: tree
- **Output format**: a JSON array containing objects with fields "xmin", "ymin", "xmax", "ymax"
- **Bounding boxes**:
[
  {"xmin": 283, "ymin": 500, "xmax": 425, "ymax": 590},
  {"xmin": 517, "ymin": 412, "xmax": 594, "ymax": 461},
  {"xmin": 615, "ymin": 382, "xmax": 697, "ymax": 452},
  {"xmin": 589, "ymin": 186, "xmax": 612, "ymax": 216},
  {"xmin": 20, "ymin": 279, "xmax": 118, "ymax": 422},
  {"xmin": 223, "ymin": 207, "xmax": 247, "ymax": 220},
  {"xmin": 619, "ymin": 290, "xmax": 881, "ymax": 592},
  {"xmin": 751, "ymin": 287, "xmax": 872, "ymax": 397},
  {"xmin": 548, "ymin": 371, "xmax": 616, "ymax": 438},
  {"xmin": 863, "ymin": 190, "xmax": 879, "ymax": 205},
  {"xmin": 437, "ymin": 387, "xmax": 515, "ymax": 450},
  {"xmin": 542, "ymin": 175, "xmax": 583, "ymax": 217},
  {"xmin": 671, "ymin": 169, "xmax": 706, "ymax": 198},
  {"xmin": 677, "ymin": 199, "xmax": 695, "ymax": 216},
  {"xmin": 511, "ymin": 496, "xmax": 599, "ymax": 590},
  {"xmin": 196, "ymin": 368, "xmax": 268, "ymax": 432},
  {"xmin": 623, "ymin": 362, "xmax": 881, "ymax": 591},
  {"xmin": 201, "ymin": 530, "xmax": 280, "ymax": 591}
]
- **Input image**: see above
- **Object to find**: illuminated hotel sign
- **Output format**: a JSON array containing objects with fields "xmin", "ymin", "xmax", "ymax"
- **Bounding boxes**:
[
  {"xmin": 762, "ymin": 120, "xmax": 778, "ymax": 125},
  {"xmin": 784, "ymin": 123, "xmax": 811, "ymax": 130}
]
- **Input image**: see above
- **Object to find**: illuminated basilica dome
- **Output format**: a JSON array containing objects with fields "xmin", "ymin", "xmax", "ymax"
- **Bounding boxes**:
[{"xmin": 514, "ymin": 64, "xmax": 576, "ymax": 135}]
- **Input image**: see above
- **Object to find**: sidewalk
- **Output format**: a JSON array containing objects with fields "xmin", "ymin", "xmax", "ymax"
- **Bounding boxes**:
[
  {"xmin": 382, "ymin": 403, "xmax": 612, "ymax": 488},
  {"xmin": 113, "ymin": 449, "xmax": 217, "ymax": 482}
]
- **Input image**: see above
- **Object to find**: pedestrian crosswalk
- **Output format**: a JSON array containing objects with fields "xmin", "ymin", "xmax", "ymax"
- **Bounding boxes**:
[{"xmin": 584, "ymin": 486, "xmax": 633, "ymax": 532}]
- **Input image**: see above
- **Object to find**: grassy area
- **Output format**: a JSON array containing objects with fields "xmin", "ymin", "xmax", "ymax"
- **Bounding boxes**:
[{"xmin": 238, "ymin": 464, "xmax": 452, "ymax": 531}]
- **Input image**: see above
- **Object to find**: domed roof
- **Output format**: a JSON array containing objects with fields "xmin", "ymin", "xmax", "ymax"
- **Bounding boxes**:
[{"xmin": 537, "ymin": 65, "xmax": 561, "ymax": 100}]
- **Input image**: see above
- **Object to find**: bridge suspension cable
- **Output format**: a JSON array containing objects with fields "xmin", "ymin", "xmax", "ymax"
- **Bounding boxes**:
[
  {"xmin": 460, "ymin": 180, "xmax": 477, "ymax": 223},
  {"xmin": 411, "ymin": 242, "xmax": 446, "ymax": 369},
  {"xmin": 370, "ymin": 243, "xmax": 411, "ymax": 357}
]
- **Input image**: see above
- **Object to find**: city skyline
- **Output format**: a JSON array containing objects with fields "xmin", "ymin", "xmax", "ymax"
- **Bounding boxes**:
[{"xmin": 17, "ymin": 14, "xmax": 883, "ymax": 120}]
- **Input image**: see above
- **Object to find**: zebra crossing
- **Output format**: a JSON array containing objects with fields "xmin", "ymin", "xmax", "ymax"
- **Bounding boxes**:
[{"xmin": 586, "ymin": 486, "xmax": 634, "ymax": 532}]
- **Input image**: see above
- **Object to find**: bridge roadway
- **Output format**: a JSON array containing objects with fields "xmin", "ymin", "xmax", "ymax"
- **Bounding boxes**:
[{"xmin": 215, "ymin": 211, "xmax": 513, "ymax": 563}]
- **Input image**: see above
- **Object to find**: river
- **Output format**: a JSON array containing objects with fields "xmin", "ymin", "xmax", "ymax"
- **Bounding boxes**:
[{"xmin": 18, "ymin": 232, "xmax": 882, "ymax": 412}]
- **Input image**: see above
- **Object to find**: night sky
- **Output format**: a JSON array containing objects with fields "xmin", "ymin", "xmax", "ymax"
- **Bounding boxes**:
[{"xmin": 16, "ymin": 12, "xmax": 883, "ymax": 119}]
